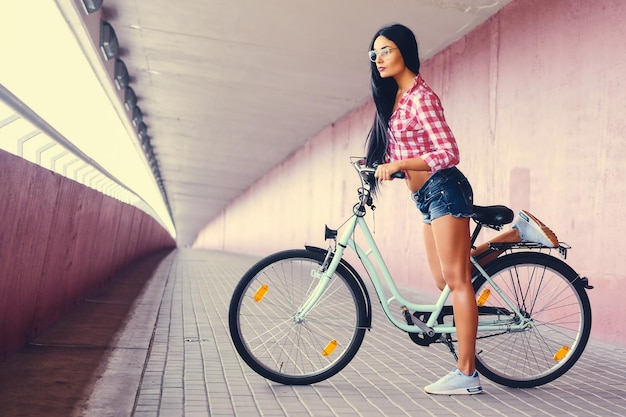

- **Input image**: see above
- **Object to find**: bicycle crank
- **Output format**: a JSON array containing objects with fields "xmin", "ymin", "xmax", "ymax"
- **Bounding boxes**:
[{"xmin": 402, "ymin": 307, "xmax": 442, "ymax": 346}]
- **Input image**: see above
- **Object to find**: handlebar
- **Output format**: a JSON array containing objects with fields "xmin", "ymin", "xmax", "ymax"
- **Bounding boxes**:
[
  {"xmin": 350, "ymin": 157, "xmax": 405, "ymax": 181},
  {"xmin": 349, "ymin": 157, "xmax": 405, "ymax": 214}
]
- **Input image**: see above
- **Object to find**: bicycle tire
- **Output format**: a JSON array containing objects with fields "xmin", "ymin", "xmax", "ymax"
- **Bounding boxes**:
[
  {"xmin": 229, "ymin": 249, "xmax": 368, "ymax": 385},
  {"xmin": 472, "ymin": 252, "xmax": 592, "ymax": 388}
]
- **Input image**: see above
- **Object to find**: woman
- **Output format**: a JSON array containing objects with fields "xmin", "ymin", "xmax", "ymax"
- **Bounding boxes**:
[{"xmin": 366, "ymin": 23, "xmax": 482, "ymax": 395}]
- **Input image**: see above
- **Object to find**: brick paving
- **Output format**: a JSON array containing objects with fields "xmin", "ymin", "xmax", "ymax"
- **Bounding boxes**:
[{"xmin": 85, "ymin": 248, "xmax": 626, "ymax": 417}]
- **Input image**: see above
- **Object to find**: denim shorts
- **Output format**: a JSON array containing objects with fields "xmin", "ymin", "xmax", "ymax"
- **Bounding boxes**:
[{"xmin": 412, "ymin": 166, "xmax": 474, "ymax": 224}]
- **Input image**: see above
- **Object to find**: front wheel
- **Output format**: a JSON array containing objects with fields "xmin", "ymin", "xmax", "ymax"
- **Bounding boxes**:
[
  {"xmin": 229, "ymin": 249, "xmax": 368, "ymax": 385},
  {"xmin": 473, "ymin": 252, "xmax": 592, "ymax": 388}
]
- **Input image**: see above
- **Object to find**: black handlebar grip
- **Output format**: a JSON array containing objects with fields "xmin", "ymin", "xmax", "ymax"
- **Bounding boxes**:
[{"xmin": 372, "ymin": 162, "xmax": 406, "ymax": 179}]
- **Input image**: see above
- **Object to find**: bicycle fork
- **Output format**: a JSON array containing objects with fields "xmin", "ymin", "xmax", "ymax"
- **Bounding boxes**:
[{"xmin": 293, "ymin": 245, "xmax": 343, "ymax": 322}]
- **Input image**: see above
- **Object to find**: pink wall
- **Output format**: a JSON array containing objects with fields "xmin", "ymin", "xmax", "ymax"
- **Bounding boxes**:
[
  {"xmin": 0, "ymin": 150, "xmax": 176, "ymax": 362},
  {"xmin": 194, "ymin": 0, "xmax": 626, "ymax": 346}
]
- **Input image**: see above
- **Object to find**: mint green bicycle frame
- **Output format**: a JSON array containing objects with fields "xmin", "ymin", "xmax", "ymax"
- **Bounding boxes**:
[{"xmin": 296, "ymin": 212, "xmax": 531, "ymax": 335}]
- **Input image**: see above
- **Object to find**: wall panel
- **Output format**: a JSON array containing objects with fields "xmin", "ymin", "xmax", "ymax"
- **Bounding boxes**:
[{"xmin": 0, "ymin": 150, "xmax": 175, "ymax": 361}]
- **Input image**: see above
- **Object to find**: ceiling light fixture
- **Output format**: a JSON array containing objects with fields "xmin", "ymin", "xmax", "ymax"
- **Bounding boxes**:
[
  {"xmin": 114, "ymin": 59, "xmax": 129, "ymax": 89},
  {"xmin": 137, "ymin": 122, "xmax": 149, "ymax": 144},
  {"xmin": 131, "ymin": 106, "xmax": 143, "ymax": 127},
  {"xmin": 81, "ymin": 0, "xmax": 103, "ymax": 14},
  {"xmin": 99, "ymin": 20, "xmax": 119, "ymax": 60},
  {"xmin": 124, "ymin": 87, "xmax": 137, "ymax": 111}
]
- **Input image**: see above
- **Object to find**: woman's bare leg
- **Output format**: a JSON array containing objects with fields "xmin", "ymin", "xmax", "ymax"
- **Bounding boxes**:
[
  {"xmin": 423, "ymin": 223, "xmax": 446, "ymax": 290},
  {"xmin": 427, "ymin": 215, "xmax": 478, "ymax": 376}
]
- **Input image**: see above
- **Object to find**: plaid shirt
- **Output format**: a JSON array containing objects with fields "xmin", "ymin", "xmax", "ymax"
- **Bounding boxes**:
[{"xmin": 386, "ymin": 74, "xmax": 459, "ymax": 173}]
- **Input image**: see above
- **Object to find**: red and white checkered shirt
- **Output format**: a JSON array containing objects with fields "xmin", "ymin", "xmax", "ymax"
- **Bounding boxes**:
[{"xmin": 385, "ymin": 74, "xmax": 459, "ymax": 173}]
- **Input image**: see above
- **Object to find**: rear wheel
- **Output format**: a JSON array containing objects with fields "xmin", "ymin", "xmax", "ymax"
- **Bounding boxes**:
[
  {"xmin": 473, "ymin": 252, "xmax": 591, "ymax": 387},
  {"xmin": 229, "ymin": 249, "xmax": 368, "ymax": 385}
]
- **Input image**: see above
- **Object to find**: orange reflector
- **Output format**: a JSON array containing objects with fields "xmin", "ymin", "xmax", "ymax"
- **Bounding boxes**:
[
  {"xmin": 476, "ymin": 289, "xmax": 491, "ymax": 306},
  {"xmin": 254, "ymin": 284, "xmax": 269, "ymax": 302},
  {"xmin": 322, "ymin": 339, "xmax": 338, "ymax": 357},
  {"xmin": 553, "ymin": 346, "xmax": 570, "ymax": 361}
]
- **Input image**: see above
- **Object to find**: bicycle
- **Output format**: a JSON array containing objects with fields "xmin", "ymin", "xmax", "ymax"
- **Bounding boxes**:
[{"xmin": 228, "ymin": 157, "xmax": 593, "ymax": 388}]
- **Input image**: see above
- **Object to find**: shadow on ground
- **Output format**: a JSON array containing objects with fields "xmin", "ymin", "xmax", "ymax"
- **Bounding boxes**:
[{"xmin": 0, "ymin": 249, "xmax": 172, "ymax": 417}]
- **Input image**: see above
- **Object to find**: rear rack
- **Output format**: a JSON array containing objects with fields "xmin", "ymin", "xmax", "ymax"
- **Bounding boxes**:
[{"xmin": 486, "ymin": 241, "xmax": 571, "ymax": 259}]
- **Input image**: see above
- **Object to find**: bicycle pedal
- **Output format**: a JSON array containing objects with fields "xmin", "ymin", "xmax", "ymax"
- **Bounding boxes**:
[
  {"xmin": 401, "ymin": 306, "xmax": 414, "ymax": 325},
  {"xmin": 403, "ymin": 307, "xmax": 433, "ymax": 334}
]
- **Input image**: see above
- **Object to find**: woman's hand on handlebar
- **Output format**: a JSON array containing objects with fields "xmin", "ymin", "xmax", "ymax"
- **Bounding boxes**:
[{"xmin": 374, "ymin": 162, "xmax": 404, "ymax": 181}]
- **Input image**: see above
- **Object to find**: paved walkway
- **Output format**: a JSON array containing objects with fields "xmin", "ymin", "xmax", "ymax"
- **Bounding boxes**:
[{"xmin": 2, "ymin": 249, "xmax": 626, "ymax": 416}]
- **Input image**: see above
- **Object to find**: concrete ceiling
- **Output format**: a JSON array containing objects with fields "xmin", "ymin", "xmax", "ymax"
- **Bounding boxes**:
[{"xmin": 99, "ymin": 0, "xmax": 512, "ymax": 244}]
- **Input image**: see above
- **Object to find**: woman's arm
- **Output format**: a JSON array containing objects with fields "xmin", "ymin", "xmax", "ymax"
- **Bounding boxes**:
[{"xmin": 374, "ymin": 157, "xmax": 429, "ymax": 181}]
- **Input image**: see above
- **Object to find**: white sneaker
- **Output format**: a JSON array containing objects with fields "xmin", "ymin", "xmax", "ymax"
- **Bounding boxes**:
[
  {"xmin": 424, "ymin": 369, "xmax": 483, "ymax": 395},
  {"xmin": 512, "ymin": 210, "xmax": 559, "ymax": 248}
]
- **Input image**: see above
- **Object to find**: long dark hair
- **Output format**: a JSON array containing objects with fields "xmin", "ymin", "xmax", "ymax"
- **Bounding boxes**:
[{"xmin": 365, "ymin": 24, "xmax": 421, "ymax": 194}]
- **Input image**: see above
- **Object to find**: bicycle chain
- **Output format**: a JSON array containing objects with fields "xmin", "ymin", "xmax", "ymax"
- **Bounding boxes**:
[{"xmin": 432, "ymin": 330, "xmax": 510, "ymax": 345}]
